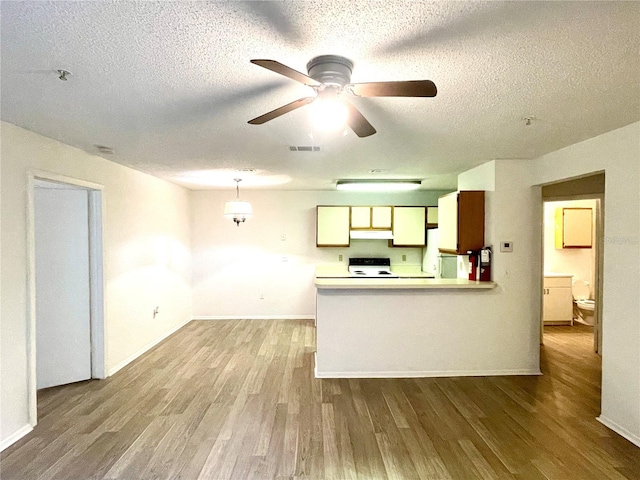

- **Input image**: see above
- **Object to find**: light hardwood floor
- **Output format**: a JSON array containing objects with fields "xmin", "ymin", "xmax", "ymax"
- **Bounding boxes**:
[{"xmin": 2, "ymin": 321, "xmax": 639, "ymax": 479}]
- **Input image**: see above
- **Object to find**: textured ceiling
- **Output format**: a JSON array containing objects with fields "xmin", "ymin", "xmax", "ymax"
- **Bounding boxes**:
[{"xmin": 2, "ymin": 1, "xmax": 639, "ymax": 190}]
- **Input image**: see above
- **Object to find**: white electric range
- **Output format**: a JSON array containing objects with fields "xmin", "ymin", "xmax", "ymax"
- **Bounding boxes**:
[{"xmin": 347, "ymin": 258, "xmax": 398, "ymax": 278}]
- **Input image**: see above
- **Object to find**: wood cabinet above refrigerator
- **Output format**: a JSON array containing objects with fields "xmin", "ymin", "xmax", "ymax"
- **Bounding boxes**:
[{"xmin": 437, "ymin": 191, "xmax": 485, "ymax": 254}]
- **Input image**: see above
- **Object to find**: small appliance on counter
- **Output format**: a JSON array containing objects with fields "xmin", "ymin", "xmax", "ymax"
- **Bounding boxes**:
[{"xmin": 348, "ymin": 258, "xmax": 398, "ymax": 278}]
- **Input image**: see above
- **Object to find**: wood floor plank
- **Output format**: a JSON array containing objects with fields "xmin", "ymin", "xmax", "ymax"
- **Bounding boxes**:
[{"xmin": 2, "ymin": 321, "xmax": 639, "ymax": 480}]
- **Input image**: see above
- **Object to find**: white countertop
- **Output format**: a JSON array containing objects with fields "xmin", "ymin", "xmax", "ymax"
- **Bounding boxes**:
[
  {"xmin": 315, "ymin": 264, "xmax": 435, "ymax": 279},
  {"xmin": 314, "ymin": 266, "xmax": 496, "ymax": 289},
  {"xmin": 315, "ymin": 277, "xmax": 497, "ymax": 289}
]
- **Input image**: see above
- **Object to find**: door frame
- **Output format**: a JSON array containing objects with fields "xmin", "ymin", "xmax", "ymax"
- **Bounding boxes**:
[
  {"xmin": 26, "ymin": 170, "xmax": 106, "ymax": 427},
  {"xmin": 540, "ymin": 192, "xmax": 604, "ymax": 353}
]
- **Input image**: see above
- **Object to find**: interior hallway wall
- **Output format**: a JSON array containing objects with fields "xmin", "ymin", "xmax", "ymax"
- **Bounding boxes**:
[
  {"xmin": 190, "ymin": 190, "xmax": 448, "ymax": 318},
  {"xmin": 458, "ymin": 160, "xmax": 542, "ymax": 377},
  {"xmin": 0, "ymin": 122, "xmax": 192, "ymax": 449},
  {"xmin": 531, "ymin": 121, "xmax": 640, "ymax": 447}
]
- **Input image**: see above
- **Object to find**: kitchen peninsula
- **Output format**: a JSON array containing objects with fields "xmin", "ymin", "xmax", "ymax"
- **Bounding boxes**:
[{"xmin": 314, "ymin": 266, "xmax": 496, "ymax": 378}]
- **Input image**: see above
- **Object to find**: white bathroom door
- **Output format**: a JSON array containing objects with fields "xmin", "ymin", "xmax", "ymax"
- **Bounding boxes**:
[{"xmin": 35, "ymin": 187, "xmax": 92, "ymax": 389}]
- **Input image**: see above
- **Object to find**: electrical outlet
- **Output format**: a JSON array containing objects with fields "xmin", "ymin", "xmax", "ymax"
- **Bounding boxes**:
[
  {"xmin": 259, "ymin": 293, "xmax": 264, "ymax": 300},
  {"xmin": 338, "ymin": 254, "xmax": 343, "ymax": 261},
  {"xmin": 280, "ymin": 233, "xmax": 286, "ymax": 241},
  {"xmin": 281, "ymin": 256, "xmax": 288, "ymax": 262},
  {"xmin": 402, "ymin": 254, "xmax": 407, "ymax": 262}
]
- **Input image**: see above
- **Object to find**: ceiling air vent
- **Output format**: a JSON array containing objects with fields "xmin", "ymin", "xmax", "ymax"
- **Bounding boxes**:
[{"xmin": 288, "ymin": 146, "xmax": 321, "ymax": 152}]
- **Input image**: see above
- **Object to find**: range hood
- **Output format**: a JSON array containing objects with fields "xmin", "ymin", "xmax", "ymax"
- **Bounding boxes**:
[{"xmin": 350, "ymin": 230, "xmax": 394, "ymax": 240}]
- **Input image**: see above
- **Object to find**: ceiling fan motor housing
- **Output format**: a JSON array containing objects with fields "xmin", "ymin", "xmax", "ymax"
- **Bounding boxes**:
[{"xmin": 307, "ymin": 55, "xmax": 353, "ymax": 88}]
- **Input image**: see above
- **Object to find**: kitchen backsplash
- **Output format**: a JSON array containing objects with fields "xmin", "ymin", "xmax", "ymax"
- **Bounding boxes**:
[{"xmin": 316, "ymin": 238, "xmax": 424, "ymax": 266}]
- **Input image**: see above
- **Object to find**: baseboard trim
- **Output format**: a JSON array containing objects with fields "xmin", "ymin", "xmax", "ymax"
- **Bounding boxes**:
[
  {"xmin": 597, "ymin": 415, "xmax": 640, "ymax": 448},
  {"xmin": 107, "ymin": 317, "xmax": 191, "ymax": 376},
  {"xmin": 0, "ymin": 424, "xmax": 33, "ymax": 452},
  {"xmin": 193, "ymin": 315, "xmax": 315, "ymax": 321},
  {"xmin": 314, "ymin": 368, "xmax": 542, "ymax": 378}
]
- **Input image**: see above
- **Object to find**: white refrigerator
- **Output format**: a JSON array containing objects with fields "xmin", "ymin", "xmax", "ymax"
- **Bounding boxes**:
[{"xmin": 423, "ymin": 229, "xmax": 459, "ymax": 279}]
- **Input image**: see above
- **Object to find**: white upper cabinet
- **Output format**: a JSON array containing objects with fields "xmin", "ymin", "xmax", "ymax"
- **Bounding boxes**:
[
  {"xmin": 426, "ymin": 206, "xmax": 438, "ymax": 228},
  {"xmin": 317, "ymin": 206, "xmax": 350, "ymax": 247},
  {"xmin": 350, "ymin": 206, "xmax": 392, "ymax": 229},
  {"xmin": 372, "ymin": 206, "xmax": 392, "ymax": 229},
  {"xmin": 350, "ymin": 207, "xmax": 371, "ymax": 228},
  {"xmin": 555, "ymin": 208, "xmax": 592, "ymax": 248},
  {"xmin": 437, "ymin": 193, "xmax": 458, "ymax": 252},
  {"xmin": 392, "ymin": 207, "xmax": 426, "ymax": 246}
]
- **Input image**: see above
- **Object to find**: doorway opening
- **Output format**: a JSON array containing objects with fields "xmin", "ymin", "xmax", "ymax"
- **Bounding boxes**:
[
  {"xmin": 27, "ymin": 173, "xmax": 105, "ymax": 427},
  {"xmin": 540, "ymin": 172, "xmax": 604, "ymax": 356}
]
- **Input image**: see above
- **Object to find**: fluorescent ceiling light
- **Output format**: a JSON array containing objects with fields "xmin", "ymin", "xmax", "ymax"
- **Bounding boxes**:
[{"xmin": 336, "ymin": 180, "xmax": 422, "ymax": 191}]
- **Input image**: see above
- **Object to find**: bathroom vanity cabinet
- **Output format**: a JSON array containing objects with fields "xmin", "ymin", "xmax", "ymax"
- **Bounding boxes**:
[{"xmin": 543, "ymin": 275, "xmax": 574, "ymax": 325}]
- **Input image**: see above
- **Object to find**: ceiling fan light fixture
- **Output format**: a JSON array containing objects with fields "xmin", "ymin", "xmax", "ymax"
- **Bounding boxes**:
[
  {"xmin": 310, "ymin": 92, "xmax": 348, "ymax": 131},
  {"xmin": 336, "ymin": 180, "xmax": 422, "ymax": 192},
  {"xmin": 224, "ymin": 179, "xmax": 253, "ymax": 226},
  {"xmin": 248, "ymin": 55, "xmax": 436, "ymax": 138}
]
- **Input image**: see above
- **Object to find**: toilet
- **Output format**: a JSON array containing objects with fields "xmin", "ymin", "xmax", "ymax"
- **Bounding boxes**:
[{"xmin": 572, "ymin": 280, "xmax": 595, "ymax": 325}]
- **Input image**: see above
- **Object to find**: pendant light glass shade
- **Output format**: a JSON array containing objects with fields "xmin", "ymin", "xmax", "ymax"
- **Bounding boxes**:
[{"xmin": 224, "ymin": 179, "xmax": 252, "ymax": 226}]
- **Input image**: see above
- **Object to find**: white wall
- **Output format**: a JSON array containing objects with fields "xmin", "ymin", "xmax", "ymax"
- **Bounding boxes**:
[
  {"xmin": 0, "ymin": 122, "xmax": 192, "ymax": 449},
  {"xmin": 458, "ymin": 160, "xmax": 542, "ymax": 373},
  {"xmin": 190, "ymin": 190, "xmax": 449, "ymax": 318},
  {"xmin": 530, "ymin": 121, "xmax": 640, "ymax": 446},
  {"xmin": 544, "ymin": 199, "xmax": 597, "ymax": 297}
]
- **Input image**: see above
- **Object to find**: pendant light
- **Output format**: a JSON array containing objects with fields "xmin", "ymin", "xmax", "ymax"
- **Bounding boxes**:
[{"xmin": 224, "ymin": 178, "xmax": 252, "ymax": 226}]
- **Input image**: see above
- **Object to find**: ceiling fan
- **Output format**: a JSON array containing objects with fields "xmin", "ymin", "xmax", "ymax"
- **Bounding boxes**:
[{"xmin": 247, "ymin": 55, "xmax": 437, "ymax": 138}]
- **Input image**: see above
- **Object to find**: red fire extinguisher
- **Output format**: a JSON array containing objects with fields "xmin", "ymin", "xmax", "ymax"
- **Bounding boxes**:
[{"xmin": 468, "ymin": 251, "xmax": 479, "ymax": 281}]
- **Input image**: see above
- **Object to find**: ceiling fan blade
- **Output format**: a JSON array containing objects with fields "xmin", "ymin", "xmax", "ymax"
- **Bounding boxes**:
[
  {"xmin": 346, "ymin": 80, "xmax": 437, "ymax": 97},
  {"xmin": 248, "ymin": 97, "xmax": 315, "ymax": 125},
  {"xmin": 251, "ymin": 59, "xmax": 322, "ymax": 87},
  {"xmin": 344, "ymin": 102, "xmax": 376, "ymax": 138}
]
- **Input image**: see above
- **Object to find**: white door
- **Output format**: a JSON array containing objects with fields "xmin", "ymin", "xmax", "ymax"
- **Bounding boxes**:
[{"xmin": 35, "ymin": 187, "xmax": 92, "ymax": 389}]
